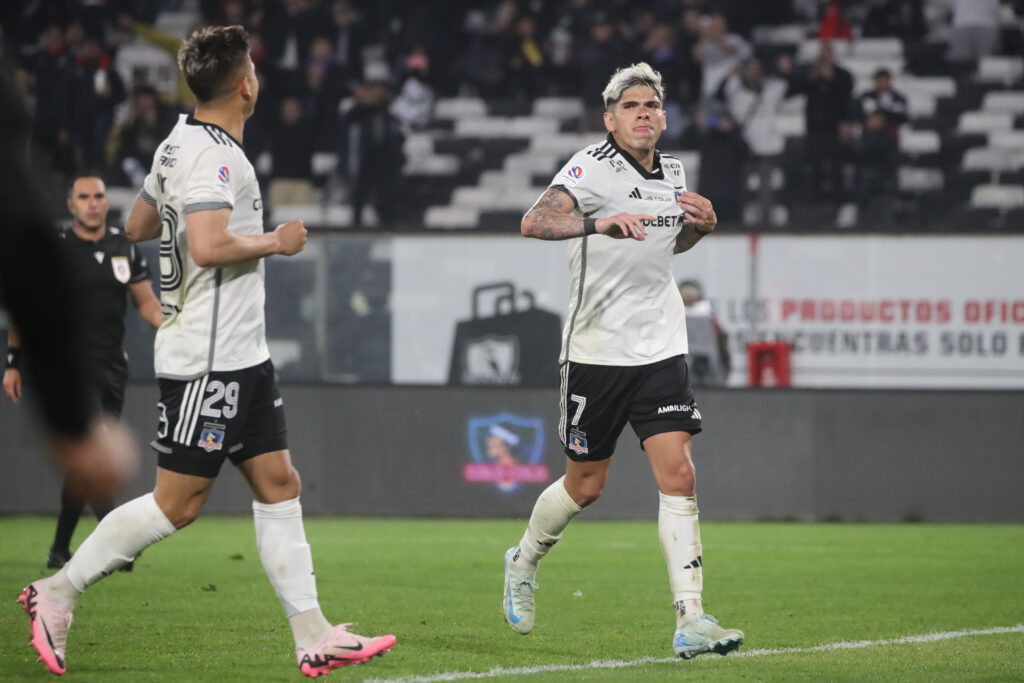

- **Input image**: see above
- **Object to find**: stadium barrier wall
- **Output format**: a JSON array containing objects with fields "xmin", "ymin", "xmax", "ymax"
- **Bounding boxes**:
[{"xmin": 2, "ymin": 383, "xmax": 1021, "ymax": 522}]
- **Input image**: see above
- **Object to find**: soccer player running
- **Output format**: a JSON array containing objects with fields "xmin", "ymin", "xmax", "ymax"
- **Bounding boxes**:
[
  {"xmin": 4, "ymin": 172, "xmax": 161, "ymax": 570},
  {"xmin": 502, "ymin": 63, "xmax": 744, "ymax": 659},
  {"xmin": 18, "ymin": 26, "xmax": 396, "ymax": 677}
]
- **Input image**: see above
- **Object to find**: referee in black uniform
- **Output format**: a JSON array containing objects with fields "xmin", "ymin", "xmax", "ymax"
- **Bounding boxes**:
[{"xmin": 4, "ymin": 171, "xmax": 161, "ymax": 568}]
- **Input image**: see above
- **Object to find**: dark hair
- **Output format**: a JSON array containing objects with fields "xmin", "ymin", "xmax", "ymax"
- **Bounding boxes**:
[
  {"xmin": 67, "ymin": 170, "xmax": 105, "ymax": 196},
  {"xmin": 177, "ymin": 25, "xmax": 251, "ymax": 103}
]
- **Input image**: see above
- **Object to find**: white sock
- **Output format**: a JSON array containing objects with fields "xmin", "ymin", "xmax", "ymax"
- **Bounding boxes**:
[
  {"xmin": 49, "ymin": 493, "xmax": 175, "ymax": 607},
  {"xmin": 512, "ymin": 476, "xmax": 582, "ymax": 572},
  {"xmin": 252, "ymin": 497, "xmax": 330, "ymax": 649},
  {"xmin": 658, "ymin": 492, "xmax": 705, "ymax": 627}
]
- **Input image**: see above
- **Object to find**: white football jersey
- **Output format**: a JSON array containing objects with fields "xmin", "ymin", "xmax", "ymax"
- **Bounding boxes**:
[
  {"xmin": 548, "ymin": 133, "xmax": 689, "ymax": 366},
  {"xmin": 140, "ymin": 114, "xmax": 269, "ymax": 380}
]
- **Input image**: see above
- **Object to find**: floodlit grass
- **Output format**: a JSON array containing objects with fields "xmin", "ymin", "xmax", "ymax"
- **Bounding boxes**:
[{"xmin": 1, "ymin": 518, "xmax": 1022, "ymax": 681}]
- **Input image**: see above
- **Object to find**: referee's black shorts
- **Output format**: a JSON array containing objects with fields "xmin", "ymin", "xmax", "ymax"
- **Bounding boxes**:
[
  {"xmin": 152, "ymin": 359, "xmax": 288, "ymax": 478},
  {"xmin": 89, "ymin": 353, "xmax": 128, "ymax": 418},
  {"xmin": 559, "ymin": 354, "xmax": 702, "ymax": 462}
]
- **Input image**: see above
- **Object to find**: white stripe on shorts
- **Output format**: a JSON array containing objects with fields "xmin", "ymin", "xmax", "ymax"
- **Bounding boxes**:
[{"xmin": 183, "ymin": 374, "xmax": 209, "ymax": 446}]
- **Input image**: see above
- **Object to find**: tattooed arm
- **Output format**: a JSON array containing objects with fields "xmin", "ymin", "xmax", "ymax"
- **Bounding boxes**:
[{"xmin": 521, "ymin": 187, "xmax": 654, "ymax": 241}]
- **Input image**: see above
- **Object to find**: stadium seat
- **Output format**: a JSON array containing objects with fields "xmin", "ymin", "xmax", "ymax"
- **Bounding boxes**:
[
  {"xmin": 981, "ymin": 91, "xmax": 1024, "ymax": 115},
  {"xmin": 424, "ymin": 206, "xmax": 480, "ymax": 229},
  {"xmin": 454, "ymin": 117, "xmax": 559, "ymax": 137},
  {"xmin": 957, "ymin": 111, "xmax": 1015, "ymax": 135},
  {"xmin": 906, "ymin": 93, "xmax": 937, "ymax": 118},
  {"xmin": 752, "ymin": 24, "xmax": 807, "ymax": 46},
  {"xmin": 900, "ymin": 129, "xmax": 941, "ymax": 156},
  {"xmin": 962, "ymin": 147, "xmax": 1023, "ymax": 177},
  {"xmin": 977, "ymin": 56, "xmax": 1024, "ymax": 85},
  {"xmin": 970, "ymin": 184, "xmax": 1024, "ymax": 210},
  {"xmin": 796, "ymin": 39, "xmax": 852, "ymax": 63},
  {"xmin": 842, "ymin": 58, "xmax": 906, "ymax": 80},
  {"xmin": 269, "ymin": 204, "xmax": 379, "ymax": 228},
  {"xmin": 434, "ymin": 97, "xmax": 488, "ymax": 120},
  {"xmin": 898, "ymin": 167, "xmax": 944, "ymax": 192},
  {"xmin": 900, "ymin": 76, "xmax": 957, "ymax": 99},
  {"xmin": 311, "ymin": 152, "xmax": 338, "ymax": 177},
  {"xmin": 405, "ymin": 155, "xmax": 459, "ymax": 176},
  {"xmin": 852, "ymin": 37, "xmax": 904, "ymax": 60},
  {"xmin": 988, "ymin": 130, "xmax": 1024, "ymax": 150},
  {"xmin": 533, "ymin": 97, "xmax": 585, "ymax": 120},
  {"xmin": 115, "ymin": 42, "xmax": 179, "ymax": 101}
]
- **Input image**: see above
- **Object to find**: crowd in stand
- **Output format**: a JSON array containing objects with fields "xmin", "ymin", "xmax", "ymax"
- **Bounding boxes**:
[{"xmin": 1, "ymin": 0, "xmax": 1021, "ymax": 228}]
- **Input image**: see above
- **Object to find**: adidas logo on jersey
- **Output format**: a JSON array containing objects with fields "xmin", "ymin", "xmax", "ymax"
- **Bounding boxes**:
[{"xmin": 627, "ymin": 187, "xmax": 674, "ymax": 203}]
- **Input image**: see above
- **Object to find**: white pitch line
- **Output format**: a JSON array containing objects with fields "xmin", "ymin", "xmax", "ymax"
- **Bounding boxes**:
[{"xmin": 364, "ymin": 624, "xmax": 1024, "ymax": 683}]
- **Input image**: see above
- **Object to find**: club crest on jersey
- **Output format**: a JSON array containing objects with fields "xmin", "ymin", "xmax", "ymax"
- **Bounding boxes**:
[
  {"xmin": 197, "ymin": 423, "xmax": 225, "ymax": 453},
  {"xmin": 111, "ymin": 256, "xmax": 131, "ymax": 283},
  {"xmin": 567, "ymin": 165, "xmax": 583, "ymax": 179},
  {"xmin": 568, "ymin": 432, "xmax": 588, "ymax": 455}
]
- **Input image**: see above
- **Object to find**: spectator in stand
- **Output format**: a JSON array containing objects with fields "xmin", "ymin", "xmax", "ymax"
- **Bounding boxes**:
[
  {"xmin": 722, "ymin": 58, "xmax": 790, "ymax": 227},
  {"xmin": 692, "ymin": 101, "xmax": 747, "ymax": 225},
  {"xmin": 302, "ymin": 36, "xmax": 348, "ymax": 150},
  {"xmin": 269, "ymin": 95, "xmax": 316, "ymax": 209},
  {"xmin": 817, "ymin": 0, "xmax": 853, "ymax": 40},
  {"xmin": 339, "ymin": 81, "xmax": 406, "ymax": 227},
  {"xmin": 855, "ymin": 111, "xmax": 899, "ymax": 225},
  {"xmin": 115, "ymin": 85, "xmax": 176, "ymax": 187},
  {"xmin": 641, "ymin": 22, "xmax": 680, "ymax": 108},
  {"xmin": 263, "ymin": 0, "xmax": 320, "ymax": 87},
  {"xmin": 69, "ymin": 36, "xmax": 125, "ymax": 171},
  {"xmin": 693, "ymin": 11, "xmax": 751, "ymax": 98},
  {"xmin": 459, "ymin": 1, "xmax": 517, "ymax": 99},
  {"xmin": 862, "ymin": 0, "xmax": 926, "ymax": 42},
  {"xmin": 390, "ymin": 47, "xmax": 435, "ymax": 130},
  {"xmin": 31, "ymin": 25, "xmax": 75, "ymax": 176},
  {"xmin": 577, "ymin": 12, "xmax": 628, "ymax": 127},
  {"xmin": 677, "ymin": 8, "xmax": 705, "ymax": 103},
  {"xmin": 858, "ymin": 68, "xmax": 908, "ymax": 134},
  {"xmin": 948, "ymin": 0, "xmax": 1002, "ymax": 66},
  {"xmin": 778, "ymin": 44, "xmax": 853, "ymax": 204},
  {"xmin": 507, "ymin": 14, "xmax": 548, "ymax": 102},
  {"xmin": 323, "ymin": 0, "xmax": 364, "ymax": 90}
]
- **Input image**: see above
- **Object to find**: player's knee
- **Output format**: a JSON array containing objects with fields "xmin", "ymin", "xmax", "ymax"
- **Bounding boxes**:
[
  {"xmin": 263, "ymin": 465, "xmax": 301, "ymax": 502},
  {"xmin": 166, "ymin": 500, "xmax": 203, "ymax": 529},
  {"xmin": 661, "ymin": 461, "xmax": 696, "ymax": 496},
  {"xmin": 571, "ymin": 478, "xmax": 604, "ymax": 507}
]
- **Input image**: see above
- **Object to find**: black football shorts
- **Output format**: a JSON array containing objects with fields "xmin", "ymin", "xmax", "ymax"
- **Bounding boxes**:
[
  {"xmin": 559, "ymin": 354, "xmax": 702, "ymax": 462},
  {"xmin": 152, "ymin": 359, "xmax": 288, "ymax": 478}
]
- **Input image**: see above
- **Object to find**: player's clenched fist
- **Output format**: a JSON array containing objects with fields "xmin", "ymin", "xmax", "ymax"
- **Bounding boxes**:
[
  {"xmin": 275, "ymin": 219, "xmax": 307, "ymax": 256},
  {"xmin": 596, "ymin": 212, "xmax": 654, "ymax": 240},
  {"xmin": 677, "ymin": 191, "xmax": 716, "ymax": 234}
]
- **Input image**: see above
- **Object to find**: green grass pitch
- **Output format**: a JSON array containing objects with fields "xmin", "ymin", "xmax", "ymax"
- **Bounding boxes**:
[{"xmin": 2, "ymin": 518, "xmax": 1022, "ymax": 681}]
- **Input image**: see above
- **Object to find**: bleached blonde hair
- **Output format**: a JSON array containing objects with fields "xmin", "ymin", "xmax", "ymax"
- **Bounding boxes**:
[{"xmin": 601, "ymin": 62, "xmax": 665, "ymax": 110}]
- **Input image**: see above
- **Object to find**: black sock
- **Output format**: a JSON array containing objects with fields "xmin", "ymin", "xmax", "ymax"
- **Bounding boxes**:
[{"xmin": 51, "ymin": 480, "xmax": 86, "ymax": 554}]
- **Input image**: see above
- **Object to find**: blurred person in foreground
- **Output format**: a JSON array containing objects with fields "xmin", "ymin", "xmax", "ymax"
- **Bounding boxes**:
[
  {"xmin": 4, "ymin": 172, "xmax": 161, "ymax": 569},
  {"xmin": 502, "ymin": 62, "xmax": 744, "ymax": 659},
  {"xmin": 17, "ymin": 26, "xmax": 396, "ymax": 678},
  {"xmin": 0, "ymin": 71, "xmax": 139, "ymax": 514}
]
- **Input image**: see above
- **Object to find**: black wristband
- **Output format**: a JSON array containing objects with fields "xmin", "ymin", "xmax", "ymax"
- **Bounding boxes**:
[
  {"xmin": 583, "ymin": 217, "xmax": 597, "ymax": 235},
  {"xmin": 694, "ymin": 225, "xmax": 712, "ymax": 236},
  {"xmin": 6, "ymin": 346, "xmax": 22, "ymax": 370}
]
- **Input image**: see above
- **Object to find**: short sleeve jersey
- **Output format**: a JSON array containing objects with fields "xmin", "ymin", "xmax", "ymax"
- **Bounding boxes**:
[
  {"xmin": 57, "ymin": 226, "xmax": 149, "ymax": 363},
  {"xmin": 140, "ymin": 114, "xmax": 269, "ymax": 380},
  {"xmin": 550, "ymin": 133, "xmax": 689, "ymax": 366}
]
